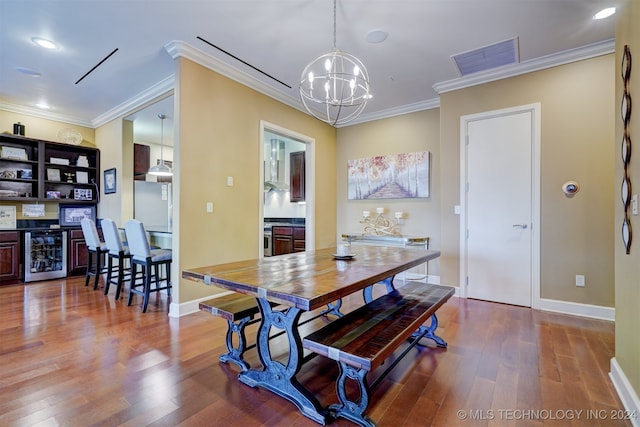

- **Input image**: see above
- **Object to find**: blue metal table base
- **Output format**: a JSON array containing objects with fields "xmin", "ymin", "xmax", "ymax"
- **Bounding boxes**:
[{"xmin": 238, "ymin": 298, "xmax": 327, "ymax": 425}]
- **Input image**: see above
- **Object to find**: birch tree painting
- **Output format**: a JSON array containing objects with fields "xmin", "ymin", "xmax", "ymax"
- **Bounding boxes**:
[{"xmin": 347, "ymin": 151, "xmax": 430, "ymax": 199}]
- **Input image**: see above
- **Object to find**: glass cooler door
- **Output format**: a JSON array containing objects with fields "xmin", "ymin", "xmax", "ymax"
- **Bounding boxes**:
[{"xmin": 24, "ymin": 230, "xmax": 67, "ymax": 282}]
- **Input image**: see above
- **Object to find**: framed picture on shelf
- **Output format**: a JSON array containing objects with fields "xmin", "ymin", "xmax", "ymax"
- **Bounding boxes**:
[
  {"xmin": 47, "ymin": 168, "xmax": 61, "ymax": 182},
  {"xmin": 46, "ymin": 191, "xmax": 61, "ymax": 199},
  {"xmin": 76, "ymin": 171, "xmax": 89, "ymax": 184},
  {"xmin": 0, "ymin": 205, "xmax": 16, "ymax": 229},
  {"xmin": 59, "ymin": 204, "xmax": 97, "ymax": 227},
  {"xmin": 104, "ymin": 168, "xmax": 116, "ymax": 194},
  {"xmin": 73, "ymin": 188, "xmax": 93, "ymax": 201}
]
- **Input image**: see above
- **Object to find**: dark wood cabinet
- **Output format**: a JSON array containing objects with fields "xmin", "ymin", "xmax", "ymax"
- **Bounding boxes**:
[
  {"xmin": 68, "ymin": 228, "xmax": 103, "ymax": 276},
  {"xmin": 273, "ymin": 226, "xmax": 305, "ymax": 255},
  {"xmin": 293, "ymin": 227, "xmax": 305, "ymax": 252},
  {"xmin": 273, "ymin": 226, "xmax": 293, "ymax": 256},
  {"xmin": 290, "ymin": 151, "xmax": 305, "ymax": 202},
  {"xmin": 68, "ymin": 229, "xmax": 88, "ymax": 276},
  {"xmin": 0, "ymin": 134, "xmax": 100, "ymax": 204},
  {"xmin": 0, "ymin": 231, "xmax": 21, "ymax": 284},
  {"xmin": 134, "ymin": 143, "xmax": 150, "ymax": 181}
]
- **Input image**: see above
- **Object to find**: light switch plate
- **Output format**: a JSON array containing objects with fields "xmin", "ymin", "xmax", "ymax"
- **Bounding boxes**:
[
  {"xmin": 206, "ymin": 202, "xmax": 213, "ymax": 213},
  {"xmin": 227, "ymin": 176, "xmax": 234, "ymax": 187},
  {"xmin": 632, "ymin": 194, "xmax": 638, "ymax": 215}
]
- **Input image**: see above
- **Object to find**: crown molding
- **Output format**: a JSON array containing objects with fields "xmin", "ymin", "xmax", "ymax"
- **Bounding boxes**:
[
  {"xmin": 433, "ymin": 38, "xmax": 615, "ymax": 94},
  {"xmin": 341, "ymin": 98, "xmax": 441, "ymax": 127},
  {"xmin": 91, "ymin": 75, "xmax": 175, "ymax": 127},
  {"xmin": 0, "ymin": 101, "xmax": 94, "ymax": 128},
  {"xmin": 6, "ymin": 38, "xmax": 613, "ymax": 130},
  {"xmin": 164, "ymin": 40, "xmax": 305, "ymax": 114}
]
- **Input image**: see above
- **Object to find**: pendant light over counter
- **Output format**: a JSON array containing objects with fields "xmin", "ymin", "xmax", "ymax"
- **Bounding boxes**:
[{"xmin": 148, "ymin": 113, "xmax": 173, "ymax": 176}]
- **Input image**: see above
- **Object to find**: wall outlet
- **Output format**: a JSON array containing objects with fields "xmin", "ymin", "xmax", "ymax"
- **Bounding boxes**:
[{"xmin": 575, "ymin": 274, "xmax": 585, "ymax": 287}]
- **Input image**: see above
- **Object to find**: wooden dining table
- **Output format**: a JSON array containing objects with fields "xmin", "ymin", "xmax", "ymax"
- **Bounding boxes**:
[{"xmin": 182, "ymin": 245, "xmax": 441, "ymax": 424}]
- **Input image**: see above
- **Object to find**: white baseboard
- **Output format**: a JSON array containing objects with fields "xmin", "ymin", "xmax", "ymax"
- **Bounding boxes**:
[
  {"xmin": 610, "ymin": 358, "xmax": 640, "ymax": 427},
  {"xmin": 169, "ymin": 291, "xmax": 236, "ymax": 318},
  {"xmin": 538, "ymin": 298, "xmax": 615, "ymax": 321}
]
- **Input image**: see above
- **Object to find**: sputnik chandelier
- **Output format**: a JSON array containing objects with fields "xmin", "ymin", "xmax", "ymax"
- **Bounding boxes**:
[{"xmin": 299, "ymin": 0, "xmax": 371, "ymax": 126}]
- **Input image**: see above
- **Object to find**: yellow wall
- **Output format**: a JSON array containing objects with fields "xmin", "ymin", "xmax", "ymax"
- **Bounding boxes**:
[
  {"xmin": 175, "ymin": 57, "xmax": 337, "ymax": 302},
  {"xmin": 336, "ymin": 109, "xmax": 441, "ymax": 277},
  {"xmin": 615, "ymin": 0, "xmax": 640, "ymax": 402},
  {"xmin": 438, "ymin": 55, "xmax": 615, "ymax": 307}
]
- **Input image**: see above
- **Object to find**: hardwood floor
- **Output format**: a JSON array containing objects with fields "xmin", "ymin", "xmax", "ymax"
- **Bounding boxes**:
[{"xmin": 0, "ymin": 277, "xmax": 630, "ymax": 427}]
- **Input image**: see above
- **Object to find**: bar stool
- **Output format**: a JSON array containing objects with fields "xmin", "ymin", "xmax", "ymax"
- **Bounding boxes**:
[
  {"xmin": 124, "ymin": 219, "xmax": 172, "ymax": 313},
  {"xmin": 80, "ymin": 218, "xmax": 107, "ymax": 290},
  {"xmin": 100, "ymin": 218, "xmax": 132, "ymax": 300}
]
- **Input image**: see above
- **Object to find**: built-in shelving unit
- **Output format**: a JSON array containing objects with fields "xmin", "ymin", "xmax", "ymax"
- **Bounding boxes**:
[{"xmin": 0, "ymin": 134, "xmax": 100, "ymax": 204}]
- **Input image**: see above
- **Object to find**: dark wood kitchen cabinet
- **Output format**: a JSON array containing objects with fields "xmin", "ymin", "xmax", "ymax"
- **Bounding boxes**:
[
  {"xmin": 290, "ymin": 151, "xmax": 305, "ymax": 202},
  {"xmin": 0, "ymin": 231, "xmax": 21, "ymax": 284},
  {"xmin": 134, "ymin": 143, "xmax": 150, "ymax": 181},
  {"xmin": 273, "ymin": 226, "xmax": 293, "ymax": 256},
  {"xmin": 68, "ymin": 229, "xmax": 89, "ymax": 276},
  {"xmin": 293, "ymin": 227, "xmax": 305, "ymax": 252},
  {"xmin": 68, "ymin": 228, "xmax": 103, "ymax": 276}
]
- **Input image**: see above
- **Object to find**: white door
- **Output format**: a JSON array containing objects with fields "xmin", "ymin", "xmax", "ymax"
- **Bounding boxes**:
[{"xmin": 463, "ymin": 106, "xmax": 539, "ymax": 307}]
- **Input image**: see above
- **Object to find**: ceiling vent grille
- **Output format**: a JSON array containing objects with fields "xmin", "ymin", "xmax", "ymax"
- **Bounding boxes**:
[{"xmin": 452, "ymin": 37, "xmax": 520, "ymax": 76}]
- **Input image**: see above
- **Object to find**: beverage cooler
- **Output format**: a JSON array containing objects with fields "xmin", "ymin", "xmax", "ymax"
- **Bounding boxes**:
[{"xmin": 24, "ymin": 230, "xmax": 67, "ymax": 282}]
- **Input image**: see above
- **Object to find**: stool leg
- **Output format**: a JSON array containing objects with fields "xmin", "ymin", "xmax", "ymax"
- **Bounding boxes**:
[
  {"xmin": 105, "ymin": 254, "xmax": 114, "ymax": 295},
  {"xmin": 85, "ymin": 249, "xmax": 93, "ymax": 287},
  {"xmin": 93, "ymin": 249, "xmax": 102, "ymax": 290},
  {"xmin": 142, "ymin": 263, "xmax": 152, "ymax": 313},
  {"xmin": 127, "ymin": 263, "xmax": 137, "ymax": 306},
  {"xmin": 165, "ymin": 262, "xmax": 171, "ymax": 296},
  {"xmin": 115, "ymin": 256, "xmax": 125, "ymax": 300}
]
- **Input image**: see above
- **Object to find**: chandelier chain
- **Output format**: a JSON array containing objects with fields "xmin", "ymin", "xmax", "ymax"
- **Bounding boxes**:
[{"xmin": 332, "ymin": 0, "xmax": 336, "ymax": 50}]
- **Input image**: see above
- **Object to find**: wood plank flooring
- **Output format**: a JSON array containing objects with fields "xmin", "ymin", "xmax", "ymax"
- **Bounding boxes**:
[{"xmin": 0, "ymin": 277, "xmax": 630, "ymax": 427}]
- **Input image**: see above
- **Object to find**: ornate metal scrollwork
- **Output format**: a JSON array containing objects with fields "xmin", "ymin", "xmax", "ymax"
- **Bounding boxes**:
[{"xmin": 621, "ymin": 45, "xmax": 633, "ymax": 254}]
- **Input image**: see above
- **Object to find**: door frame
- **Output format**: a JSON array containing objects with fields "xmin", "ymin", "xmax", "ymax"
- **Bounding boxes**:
[
  {"xmin": 459, "ymin": 103, "xmax": 541, "ymax": 308},
  {"xmin": 259, "ymin": 120, "xmax": 315, "ymax": 257}
]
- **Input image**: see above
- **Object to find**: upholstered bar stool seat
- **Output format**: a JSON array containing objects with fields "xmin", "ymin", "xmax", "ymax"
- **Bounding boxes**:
[
  {"xmin": 124, "ymin": 219, "xmax": 172, "ymax": 313},
  {"xmin": 101, "ymin": 218, "xmax": 133, "ymax": 300},
  {"xmin": 80, "ymin": 218, "xmax": 108, "ymax": 290}
]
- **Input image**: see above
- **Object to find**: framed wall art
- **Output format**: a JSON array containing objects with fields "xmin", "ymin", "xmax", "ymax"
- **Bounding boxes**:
[
  {"xmin": 104, "ymin": 168, "xmax": 116, "ymax": 194},
  {"xmin": 347, "ymin": 151, "xmax": 430, "ymax": 200}
]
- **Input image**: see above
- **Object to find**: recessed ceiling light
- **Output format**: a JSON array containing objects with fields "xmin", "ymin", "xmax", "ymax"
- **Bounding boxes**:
[
  {"xmin": 366, "ymin": 29, "xmax": 388, "ymax": 44},
  {"xmin": 31, "ymin": 37, "xmax": 58, "ymax": 49},
  {"xmin": 16, "ymin": 66, "xmax": 41, "ymax": 77},
  {"xmin": 36, "ymin": 102, "xmax": 50, "ymax": 110},
  {"xmin": 593, "ymin": 7, "xmax": 615, "ymax": 19}
]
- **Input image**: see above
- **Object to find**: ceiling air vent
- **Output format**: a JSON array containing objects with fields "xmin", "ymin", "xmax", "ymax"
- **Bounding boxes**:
[{"xmin": 452, "ymin": 37, "xmax": 519, "ymax": 76}]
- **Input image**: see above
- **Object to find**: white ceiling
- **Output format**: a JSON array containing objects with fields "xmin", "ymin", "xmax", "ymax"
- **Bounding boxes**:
[{"xmin": 0, "ymin": 0, "xmax": 618, "ymax": 142}]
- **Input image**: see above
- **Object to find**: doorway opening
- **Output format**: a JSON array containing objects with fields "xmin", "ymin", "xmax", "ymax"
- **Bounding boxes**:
[{"xmin": 259, "ymin": 121, "xmax": 315, "ymax": 258}]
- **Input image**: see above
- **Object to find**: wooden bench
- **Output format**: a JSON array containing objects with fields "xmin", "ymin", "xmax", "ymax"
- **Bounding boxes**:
[
  {"xmin": 303, "ymin": 281, "xmax": 455, "ymax": 427},
  {"xmin": 200, "ymin": 293, "xmax": 346, "ymax": 372}
]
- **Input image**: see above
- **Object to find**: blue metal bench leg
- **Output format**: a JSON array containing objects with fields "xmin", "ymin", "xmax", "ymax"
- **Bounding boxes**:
[
  {"xmin": 320, "ymin": 299, "xmax": 344, "ymax": 317},
  {"xmin": 328, "ymin": 363, "xmax": 376, "ymax": 427},
  {"xmin": 411, "ymin": 313, "xmax": 447, "ymax": 348},
  {"xmin": 219, "ymin": 317, "xmax": 251, "ymax": 372}
]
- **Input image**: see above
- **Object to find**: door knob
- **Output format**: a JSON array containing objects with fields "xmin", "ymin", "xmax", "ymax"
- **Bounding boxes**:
[{"xmin": 512, "ymin": 224, "xmax": 528, "ymax": 229}]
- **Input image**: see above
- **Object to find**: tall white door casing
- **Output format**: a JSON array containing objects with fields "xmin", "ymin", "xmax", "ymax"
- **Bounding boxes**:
[{"xmin": 461, "ymin": 105, "xmax": 540, "ymax": 307}]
